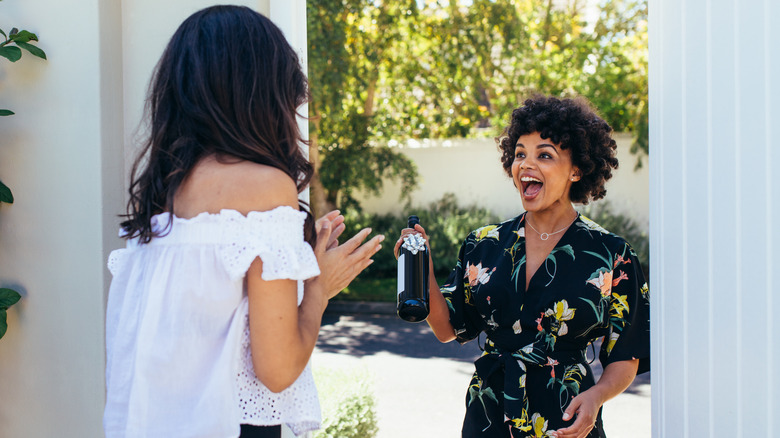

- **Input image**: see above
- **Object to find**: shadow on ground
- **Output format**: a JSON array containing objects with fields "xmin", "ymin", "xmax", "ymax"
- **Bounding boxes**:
[
  {"xmin": 318, "ymin": 312, "xmax": 651, "ymax": 397},
  {"xmin": 318, "ymin": 313, "xmax": 481, "ymax": 362}
]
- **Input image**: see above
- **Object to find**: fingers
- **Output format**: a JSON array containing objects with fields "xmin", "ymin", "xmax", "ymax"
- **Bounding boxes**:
[
  {"xmin": 551, "ymin": 419, "xmax": 594, "ymax": 438},
  {"xmin": 561, "ymin": 398, "xmax": 580, "ymax": 423},
  {"xmin": 316, "ymin": 211, "xmax": 344, "ymax": 250},
  {"xmin": 550, "ymin": 398, "xmax": 595, "ymax": 438},
  {"xmin": 413, "ymin": 224, "xmax": 428, "ymax": 238},
  {"xmin": 341, "ymin": 234, "xmax": 384, "ymax": 274},
  {"xmin": 353, "ymin": 234, "xmax": 385, "ymax": 260},
  {"xmin": 339, "ymin": 227, "xmax": 373, "ymax": 253},
  {"xmin": 314, "ymin": 219, "xmax": 333, "ymax": 254},
  {"xmin": 394, "ymin": 225, "xmax": 428, "ymax": 259},
  {"xmin": 316, "ymin": 210, "xmax": 340, "ymax": 225},
  {"xmin": 328, "ymin": 222, "xmax": 345, "ymax": 250},
  {"xmin": 318, "ymin": 233, "xmax": 384, "ymax": 299}
]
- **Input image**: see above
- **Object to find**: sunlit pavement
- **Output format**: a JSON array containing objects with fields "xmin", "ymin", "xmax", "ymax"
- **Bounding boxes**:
[{"xmin": 314, "ymin": 311, "xmax": 650, "ymax": 438}]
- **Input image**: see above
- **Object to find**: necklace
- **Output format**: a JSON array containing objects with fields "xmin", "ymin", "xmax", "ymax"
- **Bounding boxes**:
[{"xmin": 525, "ymin": 212, "xmax": 579, "ymax": 241}]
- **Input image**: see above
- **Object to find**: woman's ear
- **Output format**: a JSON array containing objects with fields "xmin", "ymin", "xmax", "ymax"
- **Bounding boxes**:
[{"xmin": 570, "ymin": 168, "xmax": 582, "ymax": 182}]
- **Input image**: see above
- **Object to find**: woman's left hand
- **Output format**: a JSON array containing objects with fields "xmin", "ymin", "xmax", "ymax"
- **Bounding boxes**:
[
  {"xmin": 316, "ymin": 210, "xmax": 345, "ymax": 250},
  {"xmin": 549, "ymin": 389, "xmax": 604, "ymax": 438},
  {"xmin": 551, "ymin": 359, "xmax": 639, "ymax": 438}
]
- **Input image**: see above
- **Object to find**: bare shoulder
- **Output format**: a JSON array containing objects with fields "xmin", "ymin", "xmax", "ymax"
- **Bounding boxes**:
[{"xmin": 175, "ymin": 156, "xmax": 299, "ymax": 218}]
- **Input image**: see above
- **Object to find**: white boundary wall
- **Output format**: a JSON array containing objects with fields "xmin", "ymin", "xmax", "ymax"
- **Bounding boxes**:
[
  {"xmin": 358, "ymin": 133, "xmax": 649, "ymax": 226},
  {"xmin": 649, "ymin": 0, "xmax": 780, "ymax": 436}
]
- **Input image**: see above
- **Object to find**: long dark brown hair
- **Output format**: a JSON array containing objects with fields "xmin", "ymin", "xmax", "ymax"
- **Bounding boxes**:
[{"xmin": 121, "ymin": 5, "xmax": 315, "ymax": 244}]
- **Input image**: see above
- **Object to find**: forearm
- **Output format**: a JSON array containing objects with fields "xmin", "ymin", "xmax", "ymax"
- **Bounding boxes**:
[
  {"xmin": 291, "ymin": 279, "xmax": 329, "ymax": 362},
  {"xmin": 247, "ymin": 272, "xmax": 328, "ymax": 393},
  {"xmin": 425, "ymin": 257, "xmax": 456, "ymax": 343},
  {"xmin": 590, "ymin": 359, "xmax": 639, "ymax": 405}
]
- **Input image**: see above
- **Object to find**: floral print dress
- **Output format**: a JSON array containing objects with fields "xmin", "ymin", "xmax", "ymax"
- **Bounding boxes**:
[{"xmin": 442, "ymin": 213, "xmax": 650, "ymax": 438}]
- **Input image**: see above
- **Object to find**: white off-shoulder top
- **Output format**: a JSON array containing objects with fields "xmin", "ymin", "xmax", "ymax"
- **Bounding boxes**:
[{"xmin": 104, "ymin": 207, "xmax": 321, "ymax": 438}]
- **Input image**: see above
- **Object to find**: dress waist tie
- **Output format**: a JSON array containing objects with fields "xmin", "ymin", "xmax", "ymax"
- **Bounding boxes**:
[{"xmin": 473, "ymin": 340, "xmax": 586, "ymax": 432}]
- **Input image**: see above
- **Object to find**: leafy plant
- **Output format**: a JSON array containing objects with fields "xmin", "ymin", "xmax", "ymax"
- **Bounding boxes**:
[
  {"xmin": 0, "ymin": 1, "xmax": 46, "ymax": 339},
  {"xmin": 0, "ymin": 13, "xmax": 47, "ymax": 117},
  {"xmin": 313, "ymin": 366, "xmax": 379, "ymax": 438},
  {"xmin": 0, "ymin": 288, "xmax": 20, "ymax": 339}
]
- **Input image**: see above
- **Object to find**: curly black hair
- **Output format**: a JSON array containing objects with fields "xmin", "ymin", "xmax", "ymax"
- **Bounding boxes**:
[{"xmin": 497, "ymin": 95, "xmax": 618, "ymax": 204}]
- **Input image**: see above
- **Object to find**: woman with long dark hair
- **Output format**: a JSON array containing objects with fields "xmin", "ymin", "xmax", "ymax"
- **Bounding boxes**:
[{"xmin": 104, "ymin": 6, "xmax": 383, "ymax": 437}]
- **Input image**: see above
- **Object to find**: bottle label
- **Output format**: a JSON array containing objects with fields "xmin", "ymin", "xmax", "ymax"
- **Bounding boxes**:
[{"xmin": 397, "ymin": 253, "xmax": 405, "ymax": 296}]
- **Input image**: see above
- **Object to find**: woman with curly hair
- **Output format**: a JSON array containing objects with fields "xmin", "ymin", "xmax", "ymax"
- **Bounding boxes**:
[{"xmin": 395, "ymin": 95, "xmax": 649, "ymax": 438}]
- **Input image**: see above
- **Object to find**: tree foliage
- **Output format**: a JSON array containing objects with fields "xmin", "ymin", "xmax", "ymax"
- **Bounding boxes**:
[
  {"xmin": 307, "ymin": 0, "xmax": 648, "ymax": 214},
  {"xmin": 308, "ymin": 0, "xmax": 420, "ymax": 215}
]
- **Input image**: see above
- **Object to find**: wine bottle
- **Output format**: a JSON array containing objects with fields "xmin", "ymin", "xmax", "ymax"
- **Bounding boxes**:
[{"xmin": 397, "ymin": 215, "xmax": 430, "ymax": 322}]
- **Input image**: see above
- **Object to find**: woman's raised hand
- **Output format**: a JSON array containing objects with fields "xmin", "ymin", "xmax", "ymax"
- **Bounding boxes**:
[
  {"xmin": 393, "ymin": 223, "xmax": 431, "ymax": 260},
  {"xmin": 310, "ymin": 211, "xmax": 384, "ymax": 300},
  {"xmin": 315, "ymin": 210, "xmax": 345, "ymax": 250}
]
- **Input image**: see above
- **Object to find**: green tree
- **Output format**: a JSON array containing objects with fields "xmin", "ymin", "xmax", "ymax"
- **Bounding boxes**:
[
  {"xmin": 307, "ymin": 0, "xmax": 420, "ymax": 215},
  {"xmin": 306, "ymin": 0, "xmax": 648, "ymax": 214},
  {"xmin": 408, "ymin": 0, "xmax": 647, "ymax": 158}
]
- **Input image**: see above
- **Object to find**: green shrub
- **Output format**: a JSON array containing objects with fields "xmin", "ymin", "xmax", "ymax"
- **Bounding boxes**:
[
  {"xmin": 338, "ymin": 277, "xmax": 396, "ymax": 302},
  {"xmin": 341, "ymin": 193, "xmax": 499, "ymax": 280},
  {"xmin": 338, "ymin": 196, "xmax": 649, "ymax": 302},
  {"xmin": 313, "ymin": 366, "xmax": 378, "ymax": 438},
  {"xmin": 579, "ymin": 202, "xmax": 650, "ymax": 277}
]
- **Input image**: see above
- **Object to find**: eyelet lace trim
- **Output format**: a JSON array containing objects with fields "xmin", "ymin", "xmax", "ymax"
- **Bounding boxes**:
[
  {"xmin": 107, "ymin": 207, "xmax": 320, "ymax": 282},
  {"xmin": 215, "ymin": 208, "xmax": 320, "ymax": 282},
  {"xmin": 236, "ymin": 310, "xmax": 321, "ymax": 435}
]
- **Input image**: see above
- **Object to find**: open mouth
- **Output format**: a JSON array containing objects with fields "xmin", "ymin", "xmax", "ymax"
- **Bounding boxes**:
[{"xmin": 520, "ymin": 176, "xmax": 543, "ymax": 198}]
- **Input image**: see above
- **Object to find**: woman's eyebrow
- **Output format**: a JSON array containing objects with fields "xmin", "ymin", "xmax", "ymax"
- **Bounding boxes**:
[{"xmin": 515, "ymin": 143, "xmax": 557, "ymax": 150}]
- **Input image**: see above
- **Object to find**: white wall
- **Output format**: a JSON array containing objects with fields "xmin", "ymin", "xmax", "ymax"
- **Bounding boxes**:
[
  {"xmin": 358, "ymin": 133, "xmax": 649, "ymax": 226},
  {"xmin": 0, "ymin": 1, "xmax": 293, "ymax": 437},
  {"xmin": 0, "ymin": 1, "xmax": 119, "ymax": 437},
  {"xmin": 649, "ymin": 0, "xmax": 780, "ymax": 436}
]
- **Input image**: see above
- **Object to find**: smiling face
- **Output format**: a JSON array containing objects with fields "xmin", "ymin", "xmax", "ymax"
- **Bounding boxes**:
[{"xmin": 511, "ymin": 132, "xmax": 581, "ymax": 213}]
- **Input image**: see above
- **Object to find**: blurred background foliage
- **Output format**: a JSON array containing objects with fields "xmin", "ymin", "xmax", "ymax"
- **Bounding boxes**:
[{"xmin": 307, "ymin": 0, "xmax": 648, "ymax": 215}]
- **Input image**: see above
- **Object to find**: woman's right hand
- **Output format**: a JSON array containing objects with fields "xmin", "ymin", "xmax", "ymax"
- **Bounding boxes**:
[
  {"xmin": 310, "ymin": 215, "xmax": 384, "ymax": 301},
  {"xmin": 393, "ymin": 223, "xmax": 432, "ymax": 260},
  {"xmin": 395, "ymin": 223, "xmax": 455, "ymax": 343}
]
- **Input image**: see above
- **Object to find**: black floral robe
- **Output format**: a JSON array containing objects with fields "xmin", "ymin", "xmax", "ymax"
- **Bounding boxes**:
[{"xmin": 441, "ymin": 213, "xmax": 650, "ymax": 438}]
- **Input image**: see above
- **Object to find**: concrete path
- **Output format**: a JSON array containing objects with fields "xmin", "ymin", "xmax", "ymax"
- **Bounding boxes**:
[{"xmin": 313, "ymin": 311, "xmax": 650, "ymax": 438}]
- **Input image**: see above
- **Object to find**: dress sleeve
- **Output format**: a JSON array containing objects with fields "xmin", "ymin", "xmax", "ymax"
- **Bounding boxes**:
[
  {"xmin": 599, "ymin": 241, "xmax": 650, "ymax": 374},
  {"xmin": 219, "ymin": 207, "xmax": 320, "ymax": 282},
  {"xmin": 440, "ymin": 235, "xmax": 483, "ymax": 344}
]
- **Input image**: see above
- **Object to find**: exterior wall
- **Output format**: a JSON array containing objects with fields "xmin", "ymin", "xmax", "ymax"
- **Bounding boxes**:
[
  {"xmin": 0, "ymin": 1, "xmax": 119, "ymax": 437},
  {"xmin": 649, "ymin": 0, "xmax": 780, "ymax": 436},
  {"xmin": 0, "ymin": 1, "xmax": 290, "ymax": 437},
  {"xmin": 357, "ymin": 133, "xmax": 649, "ymax": 226}
]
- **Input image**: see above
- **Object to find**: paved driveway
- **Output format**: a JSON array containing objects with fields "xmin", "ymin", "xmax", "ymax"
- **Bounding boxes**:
[{"xmin": 313, "ymin": 312, "xmax": 650, "ymax": 438}]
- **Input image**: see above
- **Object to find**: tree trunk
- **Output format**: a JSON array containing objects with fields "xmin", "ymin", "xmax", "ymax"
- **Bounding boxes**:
[
  {"xmin": 364, "ymin": 76, "xmax": 377, "ymax": 117},
  {"xmin": 307, "ymin": 122, "xmax": 335, "ymax": 218}
]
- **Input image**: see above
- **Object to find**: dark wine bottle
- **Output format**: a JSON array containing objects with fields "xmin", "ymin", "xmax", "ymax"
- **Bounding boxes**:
[{"xmin": 397, "ymin": 215, "xmax": 430, "ymax": 322}]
